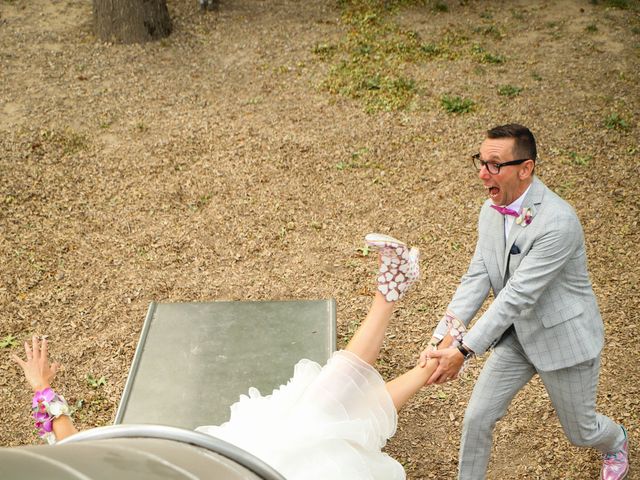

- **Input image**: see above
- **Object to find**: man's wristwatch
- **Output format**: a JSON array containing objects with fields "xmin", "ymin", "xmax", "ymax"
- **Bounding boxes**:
[{"xmin": 457, "ymin": 343, "xmax": 474, "ymax": 360}]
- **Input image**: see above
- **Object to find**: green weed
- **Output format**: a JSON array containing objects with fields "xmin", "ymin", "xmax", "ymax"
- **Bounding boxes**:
[
  {"xmin": 497, "ymin": 84, "xmax": 523, "ymax": 97},
  {"xmin": 441, "ymin": 95, "xmax": 475, "ymax": 114},
  {"xmin": 0, "ymin": 334, "xmax": 18, "ymax": 348},
  {"xmin": 86, "ymin": 373, "xmax": 107, "ymax": 389},
  {"xmin": 471, "ymin": 44, "xmax": 505, "ymax": 64},
  {"xmin": 569, "ymin": 151, "xmax": 593, "ymax": 166},
  {"xmin": 435, "ymin": 389, "xmax": 449, "ymax": 400},
  {"xmin": 484, "ymin": 52, "xmax": 506, "ymax": 64},
  {"xmin": 585, "ymin": 23, "xmax": 598, "ymax": 33},
  {"xmin": 604, "ymin": 113, "xmax": 630, "ymax": 130}
]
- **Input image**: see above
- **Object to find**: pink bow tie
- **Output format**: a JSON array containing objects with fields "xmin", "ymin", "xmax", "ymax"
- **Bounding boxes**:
[{"xmin": 491, "ymin": 205, "xmax": 519, "ymax": 217}]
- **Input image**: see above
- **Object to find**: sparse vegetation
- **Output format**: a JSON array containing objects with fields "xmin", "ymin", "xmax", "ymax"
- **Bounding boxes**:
[
  {"xmin": 318, "ymin": 1, "xmax": 472, "ymax": 111},
  {"xmin": 471, "ymin": 44, "xmax": 506, "ymax": 64},
  {"xmin": 441, "ymin": 94, "xmax": 475, "ymax": 113},
  {"xmin": 497, "ymin": 84, "xmax": 523, "ymax": 97},
  {"xmin": 604, "ymin": 113, "xmax": 630, "ymax": 130},
  {"xmin": 0, "ymin": 334, "xmax": 18, "ymax": 348},
  {"xmin": 569, "ymin": 151, "xmax": 593, "ymax": 166},
  {"xmin": 86, "ymin": 374, "xmax": 107, "ymax": 389}
]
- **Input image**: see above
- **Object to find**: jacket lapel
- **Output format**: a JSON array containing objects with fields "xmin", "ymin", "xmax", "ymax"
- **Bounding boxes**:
[{"xmin": 501, "ymin": 176, "xmax": 545, "ymax": 281}]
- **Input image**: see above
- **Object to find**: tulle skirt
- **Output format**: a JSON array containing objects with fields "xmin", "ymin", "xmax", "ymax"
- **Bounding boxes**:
[{"xmin": 196, "ymin": 350, "xmax": 404, "ymax": 480}]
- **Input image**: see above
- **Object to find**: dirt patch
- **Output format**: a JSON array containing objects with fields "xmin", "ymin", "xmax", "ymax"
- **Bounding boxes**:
[{"xmin": 1, "ymin": 0, "xmax": 638, "ymax": 478}]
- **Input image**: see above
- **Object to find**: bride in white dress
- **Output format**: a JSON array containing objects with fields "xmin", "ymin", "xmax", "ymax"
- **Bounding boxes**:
[{"xmin": 13, "ymin": 234, "xmax": 460, "ymax": 480}]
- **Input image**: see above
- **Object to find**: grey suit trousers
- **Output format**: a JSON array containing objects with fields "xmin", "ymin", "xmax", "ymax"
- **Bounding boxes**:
[{"xmin": 458, "ymin": 329, "xmax": 624, "ymax": 479}]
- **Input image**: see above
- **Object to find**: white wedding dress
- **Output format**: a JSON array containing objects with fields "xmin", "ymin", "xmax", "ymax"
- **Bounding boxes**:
[{"xmin": 196, "ymin": 350, "xmax": 405, "ymax": 480}]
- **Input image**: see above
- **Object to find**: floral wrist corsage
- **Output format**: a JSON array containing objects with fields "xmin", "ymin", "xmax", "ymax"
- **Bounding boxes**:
[{"xmin": 32, "ymin": 387, "xmax": 70, "ymax": 444}]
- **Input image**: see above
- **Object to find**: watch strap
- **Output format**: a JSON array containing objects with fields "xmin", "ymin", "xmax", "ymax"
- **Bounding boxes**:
[{"xmin": 457, "ymin": 343, "xmax": 473, "ymax": 359}]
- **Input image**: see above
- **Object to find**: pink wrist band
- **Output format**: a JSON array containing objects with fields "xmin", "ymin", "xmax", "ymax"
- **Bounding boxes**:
[{"xmin": 32, "ymin": 387, "xmax": 70, "ymax": 444}]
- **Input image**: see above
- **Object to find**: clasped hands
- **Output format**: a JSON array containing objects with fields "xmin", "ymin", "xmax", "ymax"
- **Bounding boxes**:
[{"xmin": 418, "ymin": 337, "xmax": 465, "ymax": 385}]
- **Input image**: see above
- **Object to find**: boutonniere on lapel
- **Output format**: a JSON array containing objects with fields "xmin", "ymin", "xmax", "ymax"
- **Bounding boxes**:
[{"xmin": 515, "ymin": 207, "xmax": 533, "ymax": 226}]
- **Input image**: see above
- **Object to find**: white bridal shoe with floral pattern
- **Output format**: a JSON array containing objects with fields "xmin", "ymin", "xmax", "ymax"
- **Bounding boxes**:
[{"xmin": 365, "ymin": 233, "xmax": 419, "ymax": 302}]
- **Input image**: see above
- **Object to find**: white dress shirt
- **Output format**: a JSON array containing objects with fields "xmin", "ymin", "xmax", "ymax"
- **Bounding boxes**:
[{"xmin": 502, "ymin": 185, "xmax": 531, "ymax": 240}]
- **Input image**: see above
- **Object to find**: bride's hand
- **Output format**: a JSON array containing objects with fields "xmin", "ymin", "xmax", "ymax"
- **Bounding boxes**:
[
  {"xmin": 418, "ymin": 335, "xmax": 441, "ymax": 367},
  {"xmin": 12, "ymin": 335, "xmax": 60, "ymax": 392},
  {"xmin": 425, "ymin": 347, "xmax": 464, "ymax": 385},
  {"xmin": 418, "ymin": 347, "xmax": 434, "ymax": 368}
]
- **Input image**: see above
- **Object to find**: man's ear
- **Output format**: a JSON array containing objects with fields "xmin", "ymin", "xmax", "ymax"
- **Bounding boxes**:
[{"xmin": 519, "ymin": 159, "xmax": 535, "ymax": 179}]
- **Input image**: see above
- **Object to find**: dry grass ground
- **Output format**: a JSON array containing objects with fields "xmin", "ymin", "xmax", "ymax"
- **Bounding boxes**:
[{"xmin": 1, "ymin": 0, "xmax": 638, "ymax": 478}]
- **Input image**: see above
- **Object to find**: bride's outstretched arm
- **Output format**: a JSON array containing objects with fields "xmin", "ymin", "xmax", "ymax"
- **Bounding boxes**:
[
  {"xmin": 12, "ymin": 336, "xmax": 78, "ymax": 442},
  {"xmin": 385, "ymin": 334, "xmax": 454, "ymax": 411}
]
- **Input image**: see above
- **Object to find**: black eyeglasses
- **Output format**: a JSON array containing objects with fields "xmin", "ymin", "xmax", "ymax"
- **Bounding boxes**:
[{"xmin": 472, "ymin": 153, "xmax": 532, "ymax": 175}]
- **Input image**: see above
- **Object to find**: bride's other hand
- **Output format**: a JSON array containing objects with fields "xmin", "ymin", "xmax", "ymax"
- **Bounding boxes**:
[{"xmin": 12, "ymin": 335, "xmax": 60, "ymax": 392}]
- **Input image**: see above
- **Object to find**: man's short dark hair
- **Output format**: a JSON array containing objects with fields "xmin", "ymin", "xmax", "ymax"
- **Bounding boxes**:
[{"xmin": 487, "ymin": 124, "xmax": 537, "ymax": 161}]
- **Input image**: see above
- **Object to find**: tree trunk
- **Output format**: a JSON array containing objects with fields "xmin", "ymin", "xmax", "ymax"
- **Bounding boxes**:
[{"xmin": 93, "ymin": 0, "xmax": 172, "ymax": 44}]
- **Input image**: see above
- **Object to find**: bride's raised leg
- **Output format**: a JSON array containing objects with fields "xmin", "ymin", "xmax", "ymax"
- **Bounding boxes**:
[
  {"xmin": 345, "ymin": 234, "xmax": 419, "ymax": 366},
  {"xmin": 344, "ymin": 292, "xmax": 396, "ymax": 366}
]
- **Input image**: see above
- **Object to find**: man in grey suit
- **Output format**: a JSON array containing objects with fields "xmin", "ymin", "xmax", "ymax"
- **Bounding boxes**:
[{"xmin": 421, "ymin": 124, "xmax": 629, "ymax": 479}]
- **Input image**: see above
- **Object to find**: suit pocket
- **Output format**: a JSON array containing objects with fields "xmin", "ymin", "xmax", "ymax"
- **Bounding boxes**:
[
  {"xmin": 508, "ymin": 252, "xmax": 523, "ymax": 276},
  {"xmin": 538, "ymin": 301, "xmax": 584, "ymax": 328}
]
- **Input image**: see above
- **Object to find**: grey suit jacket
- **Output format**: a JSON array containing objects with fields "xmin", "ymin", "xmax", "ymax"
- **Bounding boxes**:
[{"xmin": 434, "ymin": 176, "xmax": 604, "ymax": 371}]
